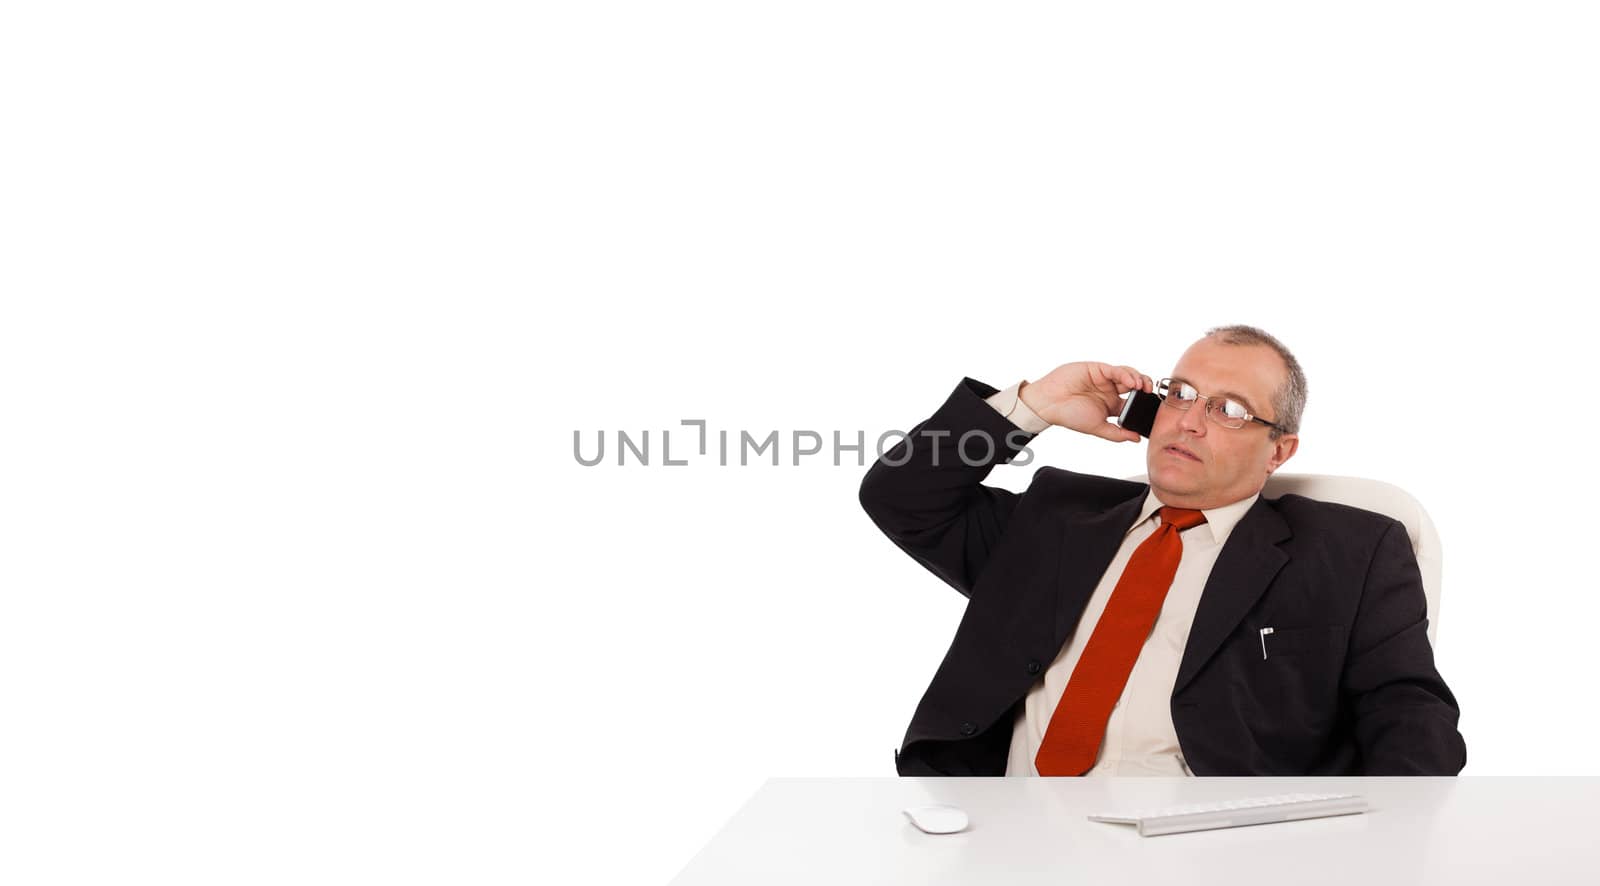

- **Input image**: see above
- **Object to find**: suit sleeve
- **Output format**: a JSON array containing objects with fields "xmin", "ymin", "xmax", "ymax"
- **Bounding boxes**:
[
  {"xmin": 1344, "ymin": 519, "xmax": 1468, "ymax": 774},
  {"xmin": 858, "ymin": 377, "xmax": 1040, "ymax": 599}
]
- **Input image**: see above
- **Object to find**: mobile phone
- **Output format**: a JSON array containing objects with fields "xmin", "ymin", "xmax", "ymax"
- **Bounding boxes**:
[{"xmin": 1118, "ymin": 389, "xmax": 1161, "ymax": 438}]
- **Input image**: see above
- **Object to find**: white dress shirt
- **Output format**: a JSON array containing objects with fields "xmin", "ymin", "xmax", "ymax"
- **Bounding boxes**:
[{"xmin": 984, "ymin": 381, "xmax": 1259, "ymax": 777}]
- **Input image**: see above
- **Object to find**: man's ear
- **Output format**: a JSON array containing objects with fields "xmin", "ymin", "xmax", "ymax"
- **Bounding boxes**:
[{"xmin": 1266, "ymin": 433, "xmax": 1299, "ymax": 474}]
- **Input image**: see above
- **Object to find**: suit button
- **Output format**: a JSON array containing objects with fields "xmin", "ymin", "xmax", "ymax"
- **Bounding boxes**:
[
  {"xmin": 959, "ymin": 722, "xmax": 977, "ymax": 736},
  {"xmin": 1026, "ymin": 660, "xmax": 1042, "ymax": 675}
]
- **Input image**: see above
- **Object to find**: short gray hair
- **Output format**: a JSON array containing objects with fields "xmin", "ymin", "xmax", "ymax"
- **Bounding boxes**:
[{"xmin": 1203, "ymin": 324, "xmax": 1307, "ymax": 439}]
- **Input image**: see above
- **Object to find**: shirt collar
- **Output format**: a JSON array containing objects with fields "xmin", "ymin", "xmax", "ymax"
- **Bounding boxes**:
[{"xmin": 1132, "ymin": 488, "xmax": 1261, "ymax": 547}]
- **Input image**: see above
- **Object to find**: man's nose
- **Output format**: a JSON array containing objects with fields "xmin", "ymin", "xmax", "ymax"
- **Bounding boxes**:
[{"xmin": 1177, "ymin": 400, "xmax": 1208, "ymax": 435}]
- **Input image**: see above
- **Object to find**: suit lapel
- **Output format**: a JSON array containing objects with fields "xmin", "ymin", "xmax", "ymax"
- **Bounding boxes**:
[
  {"xmin": 1172, "ymin": 497, "xmax": 1291, "ymax": 696},
  {"xmin": 1052, "ymin": 493, "xmax": 1147, "ymax": 646}
]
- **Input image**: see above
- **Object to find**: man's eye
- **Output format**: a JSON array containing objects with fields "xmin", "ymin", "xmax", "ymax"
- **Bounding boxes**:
[
  {"xmin": 1222, "ymin": 400, "xmax": 1249, "ymax": 419},
  {"xmin": 1177, "ymin": 385, "xmax": 1200, "ymax": 401}
]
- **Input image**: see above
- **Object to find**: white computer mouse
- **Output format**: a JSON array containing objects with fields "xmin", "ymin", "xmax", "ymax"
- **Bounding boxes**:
[{"xmin": 902, "ymin": 804, "xmax": 969, "ymax": 834}]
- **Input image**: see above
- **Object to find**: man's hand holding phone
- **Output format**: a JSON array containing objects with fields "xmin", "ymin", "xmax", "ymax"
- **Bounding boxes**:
[{"xmin": 1017, "ymin": 362, "xmax": 1154, "ymax": 444}]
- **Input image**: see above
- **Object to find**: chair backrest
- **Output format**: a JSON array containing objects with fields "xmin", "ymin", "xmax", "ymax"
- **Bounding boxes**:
[{"xmin": 1124, "ymin": 473, "xmax": 1442, "ymax": 646}]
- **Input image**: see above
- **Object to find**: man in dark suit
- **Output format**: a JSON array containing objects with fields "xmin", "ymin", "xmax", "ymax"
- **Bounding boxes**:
[{"xmin": 858, "ymin": 326, "xmax": 1465, "ymax": 777}]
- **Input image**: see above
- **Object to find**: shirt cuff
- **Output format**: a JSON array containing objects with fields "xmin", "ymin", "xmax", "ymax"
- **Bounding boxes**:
[{"xmin": 985, "ymin": 381, "xmax": 1051, "ymax": 435}]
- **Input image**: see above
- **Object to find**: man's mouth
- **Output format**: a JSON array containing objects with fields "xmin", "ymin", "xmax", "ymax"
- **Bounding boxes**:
[{"xmin": 1164, "ymin": 445, "xmax": 1201, "ymax": 462}]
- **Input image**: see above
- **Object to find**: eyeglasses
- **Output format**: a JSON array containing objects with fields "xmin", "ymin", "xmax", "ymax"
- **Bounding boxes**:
[{"xmin": 1155, "ymin": 378, "xmax": 1283, "ymax": 432}]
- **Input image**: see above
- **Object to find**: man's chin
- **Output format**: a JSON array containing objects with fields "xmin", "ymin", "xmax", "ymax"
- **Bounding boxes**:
[{"xmin": 1146, "ymin": 467, "xmax": 1197, "ymax": 497}]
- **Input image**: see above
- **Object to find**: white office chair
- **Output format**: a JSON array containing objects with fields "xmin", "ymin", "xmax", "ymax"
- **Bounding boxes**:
[{"xmin": 1125, "ymin": 473, "xmax": 1443, "ymax": 646}]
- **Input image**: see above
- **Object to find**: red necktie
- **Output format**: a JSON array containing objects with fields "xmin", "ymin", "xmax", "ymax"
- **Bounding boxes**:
[{"xmin": 1034, "ymin": 506, "xmax": 1208, "ymax": 776}]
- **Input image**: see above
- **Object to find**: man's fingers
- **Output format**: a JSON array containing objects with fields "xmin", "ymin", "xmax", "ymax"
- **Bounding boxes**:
[{"xmin": 1109, "ymin": 365, "xmax": 1149, "ymax": 394}]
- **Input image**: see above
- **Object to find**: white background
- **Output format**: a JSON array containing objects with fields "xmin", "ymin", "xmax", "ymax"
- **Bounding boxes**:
[{"xmin": 4, "ymin": 2, "xmax": 1597, "ymax": 883}]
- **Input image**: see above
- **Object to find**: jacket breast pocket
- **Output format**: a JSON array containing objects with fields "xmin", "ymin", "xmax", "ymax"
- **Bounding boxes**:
[{"xmin": 1258, "ymin": 625, "xmax": 1346, "ymax": 660}]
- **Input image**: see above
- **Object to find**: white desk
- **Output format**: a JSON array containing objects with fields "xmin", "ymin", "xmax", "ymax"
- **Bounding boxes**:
[{"xmin": 670, "ymin": 777, "xmax": 1599, "ymax": 885}]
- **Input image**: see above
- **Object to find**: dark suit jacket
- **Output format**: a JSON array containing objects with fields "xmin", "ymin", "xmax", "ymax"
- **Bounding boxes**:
[{"xmin": 859, "ymin": 377, "xmax": 1466, "ymax": 777}]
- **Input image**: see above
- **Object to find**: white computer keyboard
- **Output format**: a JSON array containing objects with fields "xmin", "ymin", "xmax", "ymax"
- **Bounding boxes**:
[{"xmin": 1087, "ymin": 792, "xmax": 1368, "ymax": 837}]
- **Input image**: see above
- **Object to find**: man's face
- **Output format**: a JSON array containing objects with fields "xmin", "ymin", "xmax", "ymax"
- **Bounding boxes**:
[{"xmin": 1145, "ymin": 336, "xmax": 1300, "ymax": 510}]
